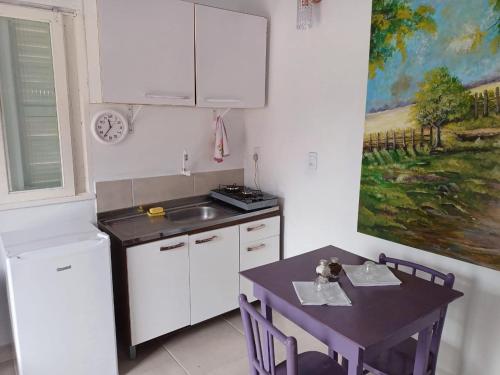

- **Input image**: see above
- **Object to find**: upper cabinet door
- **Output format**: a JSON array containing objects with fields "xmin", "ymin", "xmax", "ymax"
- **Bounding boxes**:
[
  {"xmin": 97, "ymin": 0, "xmax": 195, "ymax": 105},
  {"xmin": 195, "ymin": 5, "xmax": 267, "ymax": 108}
]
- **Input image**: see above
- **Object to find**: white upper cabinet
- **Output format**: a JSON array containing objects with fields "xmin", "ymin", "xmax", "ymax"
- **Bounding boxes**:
[
  {"xmin": 195, "ymin": 5, "xmax": 267, "ymax": 108},
  {"xmin": 95, "ymin": 0, "xmax": 195, "ymax": 105}
]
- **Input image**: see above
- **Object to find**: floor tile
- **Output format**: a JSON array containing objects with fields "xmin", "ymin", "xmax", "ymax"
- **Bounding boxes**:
[
  {"xmin": 223, "ymin": 307, "xmax": 328, "ymax": 366},
  {"xmin": 118, "ymin": 341, "xmax": 186, "ymax": 375},
  {"xmin": 163, "ymin": 318, "xmax": 249, "ymax": 375},
  {"xmin": 0, "ymin": 361, "xmax": 15, "ymax": 375},
  {"xmin": 223, "ymin": 308, "xmax": 327, "ymax": 356},
  {"xmin": 0, "ymin": 345, "xmax": 13, "ymax": 365},
  {"xmin": 274, "ymin": 312, "xmax": 328, "ymax": 355},
  {"xmin": 222, "ymin": 309, "xmax": 244, "ymax": 335}
]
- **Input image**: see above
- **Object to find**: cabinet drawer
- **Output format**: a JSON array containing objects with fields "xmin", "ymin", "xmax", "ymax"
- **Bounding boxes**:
[
  {"xmin": 240, "ymin": 236, "xmax": 279, "ymax": 302},
  {"xmin": 240, "ymin": 216, "xmax": 280, "ymax": 244},
  {"xmin": 126, "ymin": 235, "xmax": 190, "ymax": 346},
  {"xmin": 240, "ymin": 236, "xmax": 280, "ymax": 272}
]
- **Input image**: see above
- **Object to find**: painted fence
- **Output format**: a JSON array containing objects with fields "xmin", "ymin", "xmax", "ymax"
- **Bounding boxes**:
[
  {"xmin": 473, "ymin": 87, "xmax": 500, "ymax": 118},
  {"xmin": 363, "ymin": 86, "xmax": 499, "ymax": 153},
  {"xmin": 363, "ymin": 127, "xmax": 434, "ymax": 153}
]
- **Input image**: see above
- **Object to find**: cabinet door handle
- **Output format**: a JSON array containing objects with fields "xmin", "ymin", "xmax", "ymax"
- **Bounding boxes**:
[
  {"xmin": 160, "ymin": 242, "xmax": 185, "ymax": 251},
  {"xmin": 247, "ymin": 224, "xmax": 266, "ymax": 232},
  {"xmin": 204, "ymin": 98, "xmax": 241, "ymax": 104},
  {"xmin": 247, "ymin": 243, "xmax": 266, "ymax": 252},
  {"xmin": 195, "ymin": 235, "xmax": 218, "ymax": 245},
  {"xmin": 145, "ymin": 93, "xmax": 191, "ymax": 100}
]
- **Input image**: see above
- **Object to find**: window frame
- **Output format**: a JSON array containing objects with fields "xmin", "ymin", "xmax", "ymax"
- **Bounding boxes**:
[{"xmin": 0, "ymin": 4, "xmax": 75, "ymax": 204}]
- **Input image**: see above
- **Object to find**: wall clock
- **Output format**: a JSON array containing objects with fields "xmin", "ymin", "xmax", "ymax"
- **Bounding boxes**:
[{"xmin": 91, "ymin": 110, "xmax": 129, "ymax": 145}]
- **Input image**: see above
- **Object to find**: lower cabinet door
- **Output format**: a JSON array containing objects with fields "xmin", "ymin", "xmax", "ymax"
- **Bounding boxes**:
[
  {"xmin": 127, "ymin": 235, "xmax": 190, "ymax": 346},
  {"xmin": 240, "ymin": 235, "xmax": 280, "ymax": 302},
  {"xmin": 189, "ymin": 226, "xmax": 239, "ymax": 324}
]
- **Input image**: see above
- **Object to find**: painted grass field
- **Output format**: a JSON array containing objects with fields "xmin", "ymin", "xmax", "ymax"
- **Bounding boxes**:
[{"xmin": 358, "ymin": 98, "xmax": 500, "ymax": 270}]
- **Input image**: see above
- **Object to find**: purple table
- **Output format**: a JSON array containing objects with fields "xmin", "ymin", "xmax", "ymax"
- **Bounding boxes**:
[{"xmin": 240, "ymin": 246, "xmax": 463, "ymax": 375}]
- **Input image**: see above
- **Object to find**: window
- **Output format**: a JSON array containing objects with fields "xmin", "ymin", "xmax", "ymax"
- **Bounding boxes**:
[{"xmin": 0, "ymin": 4, "xmax": 74, "ymax": 204}]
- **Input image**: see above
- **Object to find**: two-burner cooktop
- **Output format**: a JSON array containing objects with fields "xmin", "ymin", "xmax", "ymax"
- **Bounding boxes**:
[{"xmin": 210, "ymin": 184, "xmax": 278, "ymax": 211}]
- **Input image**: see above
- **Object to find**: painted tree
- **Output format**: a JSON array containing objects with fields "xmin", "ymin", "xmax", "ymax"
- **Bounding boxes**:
[
  {"xmin": 369, "ymin": 0, "xmax": 436, "ymax": 78},
  {"xmin": 413, "ymin": 67, "xmax": 471, "ymax": 148}
]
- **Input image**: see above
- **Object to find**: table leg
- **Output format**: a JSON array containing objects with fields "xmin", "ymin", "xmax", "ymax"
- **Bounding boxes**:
[
  {"xmin": 347, "ymin": 347, "xmax": 364, "ymax": 375},
  {"xmin": 261, "ymin": 301, "xmax": 274, "ymax": 371},
  {"xmin": 413, "ymin": 326, "xmax": 433, "ymax": 375}
]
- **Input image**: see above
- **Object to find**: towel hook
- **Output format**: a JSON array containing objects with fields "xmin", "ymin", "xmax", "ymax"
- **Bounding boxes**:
[{"xmin": 212, "ymin": 108, "xmax": 232, "ymax": 122}]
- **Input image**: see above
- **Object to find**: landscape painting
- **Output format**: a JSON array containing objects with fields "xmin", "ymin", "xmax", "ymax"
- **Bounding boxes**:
[{"xmin": 358, "ymin": 0, "xmax": 500, "ymax": 270}]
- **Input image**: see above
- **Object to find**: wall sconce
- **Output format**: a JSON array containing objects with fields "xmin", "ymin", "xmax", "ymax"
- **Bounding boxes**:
[{"xmin": 297, "ymin": 0, "xmax": 322, "ymax": 30}]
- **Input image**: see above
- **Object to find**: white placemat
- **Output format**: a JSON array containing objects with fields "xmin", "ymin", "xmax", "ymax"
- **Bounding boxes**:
[
  {"xmin": 292, "ymin": 282, "xmax": 352, "ymax": 306},
  {"xmin": 343, "ymin": 264, "xmax": 401, "ymax": 287}
]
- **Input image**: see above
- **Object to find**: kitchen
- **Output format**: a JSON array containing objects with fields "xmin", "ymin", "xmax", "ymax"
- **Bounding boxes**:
[{"xmin": 0, "ymin": 1, "xmax": 498, "ymax": 375}]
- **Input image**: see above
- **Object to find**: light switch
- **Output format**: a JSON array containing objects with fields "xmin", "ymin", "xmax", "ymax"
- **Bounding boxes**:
[{"xmin": 308, "ymin": 152, "xmax": 318, "ymax": 170}]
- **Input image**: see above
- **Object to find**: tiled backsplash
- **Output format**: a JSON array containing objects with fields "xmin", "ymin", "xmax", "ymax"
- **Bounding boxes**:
[{"xmin": 95, "ymin": 169, "xmax": 244, "ymax": 213}]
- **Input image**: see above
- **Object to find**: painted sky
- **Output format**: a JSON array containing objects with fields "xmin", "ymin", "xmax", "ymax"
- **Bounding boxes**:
[{"xmin": 366, "ymin": 0, "xmax": 500, "ymax": 112}]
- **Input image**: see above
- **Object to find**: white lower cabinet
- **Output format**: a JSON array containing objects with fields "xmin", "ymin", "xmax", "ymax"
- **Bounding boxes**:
[
  {"xmin": 189, "ymin": 226, "xmax": 240, "ymax": 324},
  {"xmin": 125, "ymin": 216, "xmax": 280, "ymax": 346},
  {"xmin": 127, "ymin": 236, "xmax": 190, "ymax": 346},
  {"xmin": 240, "ymin": 216, "xmax": 281, "ymax": 302},
  {"xmin": 240, "ymin": 235, "xmax": 280, "ymax": 302}
]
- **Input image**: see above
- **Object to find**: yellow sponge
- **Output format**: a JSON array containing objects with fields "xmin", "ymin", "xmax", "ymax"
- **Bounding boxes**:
[{"xmin": 147, "ymin": 207, "xmax": 165, "ymax": 217}]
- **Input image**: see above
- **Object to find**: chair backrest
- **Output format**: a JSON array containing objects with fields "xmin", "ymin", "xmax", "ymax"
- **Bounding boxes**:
[
  {"xmin": 379, "ymin": 253, "xmax": 455, "ymax": 375},
  {"xmin": 239, "ymin": 294, "xmax": 298, "ymax": 375}
]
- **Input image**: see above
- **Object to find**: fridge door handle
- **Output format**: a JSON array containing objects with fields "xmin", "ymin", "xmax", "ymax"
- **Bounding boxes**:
[{"xmin": 56, "ymin": 265, "xmax": 72, "ymax": 272}]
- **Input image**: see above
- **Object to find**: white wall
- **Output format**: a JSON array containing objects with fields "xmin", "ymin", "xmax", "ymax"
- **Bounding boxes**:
[
  {"xmin": 243, "ymin": 1, "xmax": 500, "ymax": 375},
  {"xmin": 88, "ymin": 105, "xmax": 246, "ymax": 182}
]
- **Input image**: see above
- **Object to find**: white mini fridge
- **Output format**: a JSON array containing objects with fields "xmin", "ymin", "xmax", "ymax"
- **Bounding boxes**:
[{"xmin": 0, "ymin": 222, "xmax": 118, "ymax": 375}]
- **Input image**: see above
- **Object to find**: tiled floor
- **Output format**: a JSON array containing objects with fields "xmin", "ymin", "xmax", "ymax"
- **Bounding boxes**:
[
  {"xmin": 0, "ymin": 308, "xmax": 334, "ymax": 375},
  {"xmin": 119, "ymin": 308, "xmax": 328, "ymax": 375}
]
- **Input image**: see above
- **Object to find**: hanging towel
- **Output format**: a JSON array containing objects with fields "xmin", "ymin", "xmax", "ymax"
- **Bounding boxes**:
[{"xmin": 214, "ymin": 115, "xmax": 230, "ymax": 163}]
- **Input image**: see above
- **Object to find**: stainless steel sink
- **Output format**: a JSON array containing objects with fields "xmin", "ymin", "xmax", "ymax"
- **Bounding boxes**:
[{"xmin": 167, "ymin": 206, "xmax": 220, "ymax": 222}]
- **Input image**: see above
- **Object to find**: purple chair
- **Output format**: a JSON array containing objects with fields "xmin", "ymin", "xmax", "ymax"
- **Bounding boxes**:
[
  {"xmin": 239, "ymin": 294, "xmax": 347, "ymax": 375},
  {"xmin": 363, "ymin": 253, "xmax": 455, "ymax": 375}
]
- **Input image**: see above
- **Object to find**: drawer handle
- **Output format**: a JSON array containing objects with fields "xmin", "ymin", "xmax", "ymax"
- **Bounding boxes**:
[
  {"xmin": 160, "ymin": 242, "xmax": 185, "ymax": 251},
  {"xmin": 247, "ymin": 243, "xmax": 266, "ymax": 252},
  {"xmin": 247, "ymin": 224, "xmax": 266, "ymax": 232},
  {"xmin": 195, "ymin": 235, "xmax": 218, "ymax": 245}
]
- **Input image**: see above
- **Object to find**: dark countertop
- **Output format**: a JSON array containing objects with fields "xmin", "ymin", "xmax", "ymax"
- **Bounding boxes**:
[{"xmin": 98, "ymin": 195, "xmax": 280, "ymax": 247}]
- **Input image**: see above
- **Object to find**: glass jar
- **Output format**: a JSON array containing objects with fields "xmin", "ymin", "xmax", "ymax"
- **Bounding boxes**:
[
  {"xmin": 314, "ymin": 259, "xmax": 331, "ymax": 290},
  {"xmin": 328, "ymin": 257, "xmax": 342, "ymax": 280},
  {"xmin": 364, "ymin": 260, "xmax": 376, "ymax": 273}
]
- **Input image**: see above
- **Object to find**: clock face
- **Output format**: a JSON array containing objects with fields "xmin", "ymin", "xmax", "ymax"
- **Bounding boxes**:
[{"xmin": 92, "ymin": 110, "xmax": 129, "ymax": 144}]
